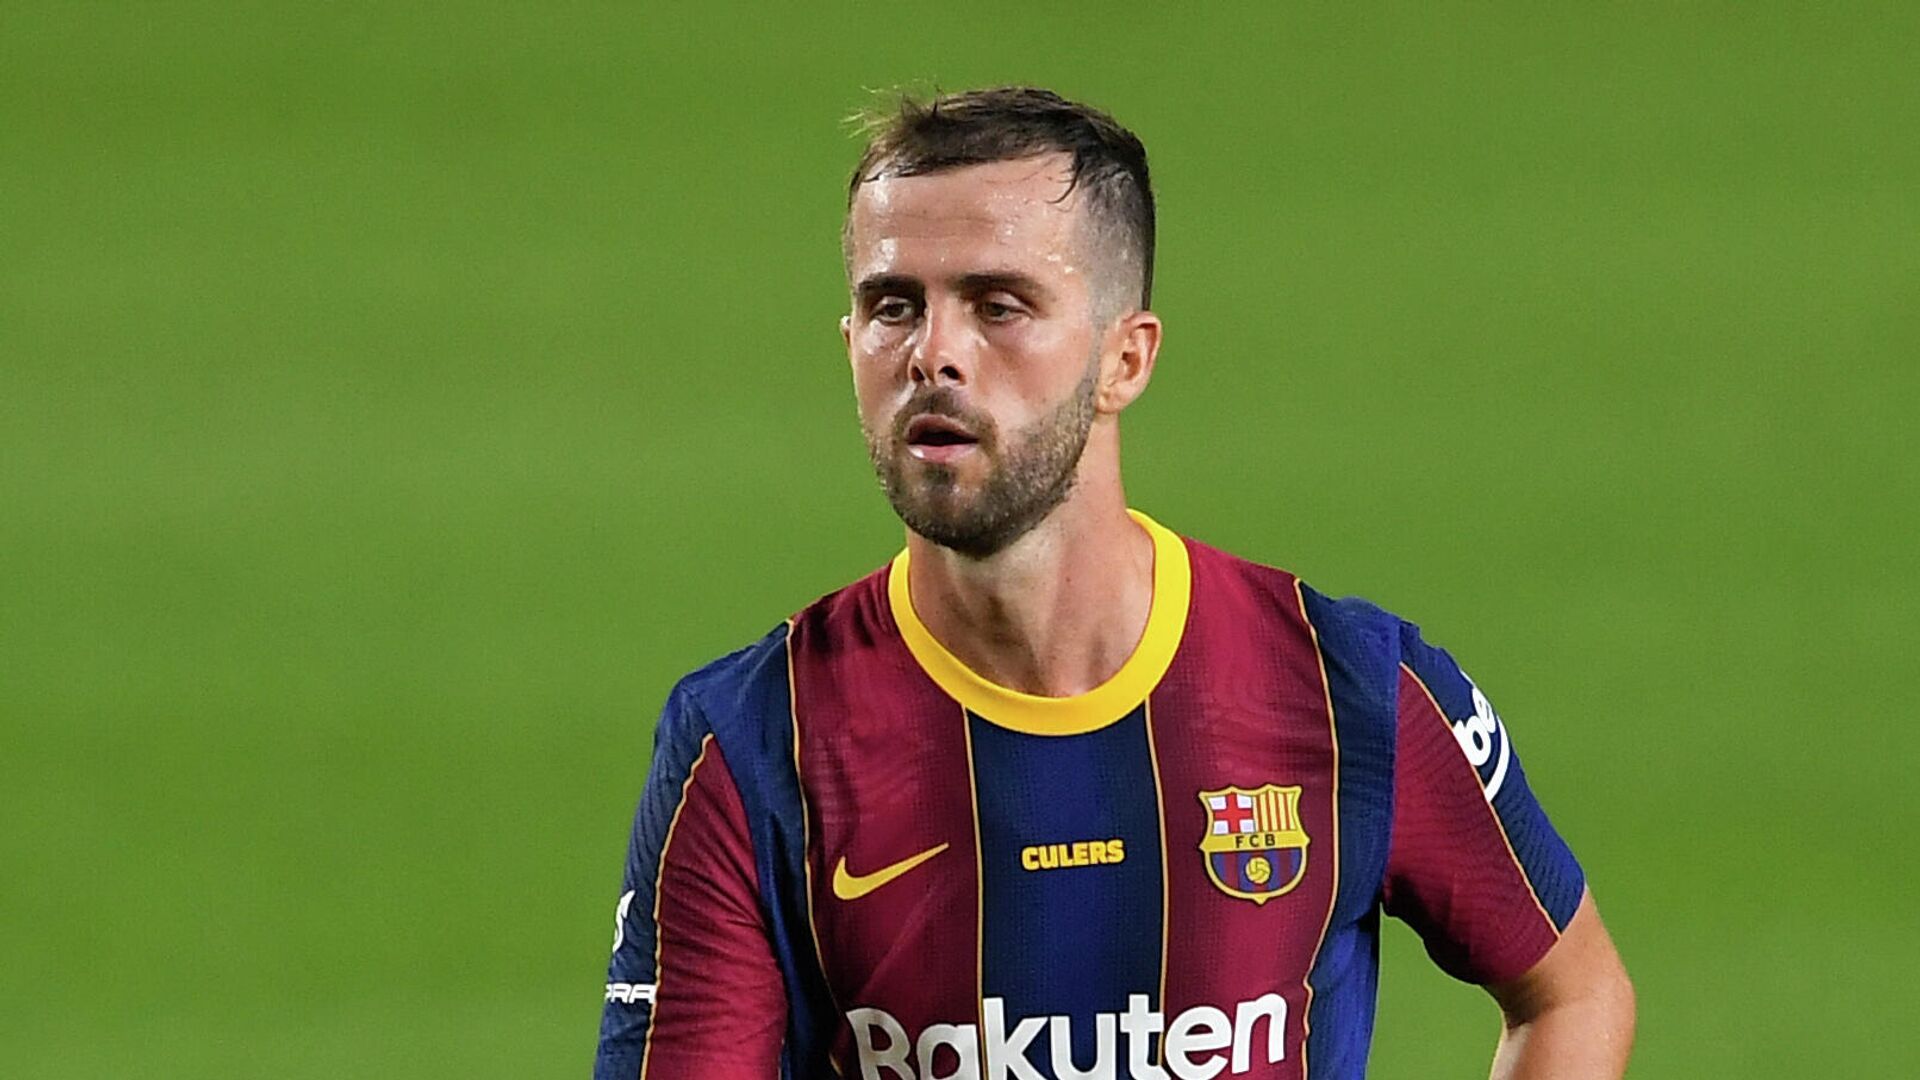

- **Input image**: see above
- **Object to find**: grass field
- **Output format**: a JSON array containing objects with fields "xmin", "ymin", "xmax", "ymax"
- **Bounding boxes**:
[{"xmin": 3, "ymin": 4, "xmax": 1915, "ymax": 1076}]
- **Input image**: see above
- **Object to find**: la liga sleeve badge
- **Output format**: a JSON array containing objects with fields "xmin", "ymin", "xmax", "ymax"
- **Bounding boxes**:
[{"xmin": 1198, "ymin": 784, "xmax": 1309, "ymax": 904}]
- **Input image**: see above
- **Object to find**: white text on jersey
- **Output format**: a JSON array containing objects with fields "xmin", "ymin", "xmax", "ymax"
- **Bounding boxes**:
[{"xmin": 848, "ymin": 991, "xmax": 1287, "ymax": 1080}]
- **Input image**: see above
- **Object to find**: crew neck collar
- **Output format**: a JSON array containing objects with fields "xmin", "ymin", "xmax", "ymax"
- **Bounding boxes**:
[{"xmin": 887, "ymin": 509, "xmax": 1192, "ymax": 736}]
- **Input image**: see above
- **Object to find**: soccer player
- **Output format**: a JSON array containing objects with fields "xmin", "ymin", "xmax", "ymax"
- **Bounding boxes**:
[{"xmin": 596, "ymin": 87, "xmax": 1634, "ymax": 1080}]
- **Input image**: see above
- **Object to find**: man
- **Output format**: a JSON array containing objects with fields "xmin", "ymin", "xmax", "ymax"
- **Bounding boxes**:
[{"xmin": 596, "ymin": 87, "xmax": 1634, "ymax": 1080}]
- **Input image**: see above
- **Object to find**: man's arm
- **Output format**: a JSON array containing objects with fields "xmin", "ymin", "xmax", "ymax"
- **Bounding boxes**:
[
  {"xmin": 1385, "ymin": 621, "xmax": 1631, "ymax": 1075},
  {"xmin": 1485, "ymin": 890, "xmax": 1635, "ymax": 1080},
  {"xmin": 596, "ymin": 687, "xmax": 787, "ymax": 1080}
]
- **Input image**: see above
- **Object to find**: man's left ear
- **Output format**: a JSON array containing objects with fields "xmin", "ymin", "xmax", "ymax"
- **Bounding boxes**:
[{"xmin": 1097, "ymin": 310, "xmax": 1163, "ymax": 414}]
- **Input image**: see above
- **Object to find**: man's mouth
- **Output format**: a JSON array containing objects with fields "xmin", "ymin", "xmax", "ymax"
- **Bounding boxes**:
[{"xmin": 903, "ymin": 414, "xmax": 981, "ymax": 463}]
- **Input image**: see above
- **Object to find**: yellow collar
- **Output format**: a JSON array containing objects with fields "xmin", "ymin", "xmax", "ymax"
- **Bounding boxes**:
[{"xmin": 887, "ymin": 509, "xmax": 1192, "ymax": 736}]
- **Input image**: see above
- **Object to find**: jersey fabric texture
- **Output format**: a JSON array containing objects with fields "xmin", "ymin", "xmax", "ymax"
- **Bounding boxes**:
[{"xmin": 595, "ymin": 512, "xmax": 1584, "ymax": 1080}]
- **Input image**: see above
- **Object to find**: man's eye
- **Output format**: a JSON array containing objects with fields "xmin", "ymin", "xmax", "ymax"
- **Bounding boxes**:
[
  {"xmin": 873, "ymin": 299, "xmax": 916, "ymax": 323},
  {"xmin": 978, "ymin": 299, "xmax": 1022, "ymax": 322}
]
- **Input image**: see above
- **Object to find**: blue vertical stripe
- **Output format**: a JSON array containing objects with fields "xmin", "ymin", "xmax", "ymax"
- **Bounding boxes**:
[
  {"xmin": 1298, "ymin": 587, "xmax": 1401, "ymax": 1079},
  {"xmin": 969, "ymin": 707, "xmax": 1164, "ymax": 1076}
]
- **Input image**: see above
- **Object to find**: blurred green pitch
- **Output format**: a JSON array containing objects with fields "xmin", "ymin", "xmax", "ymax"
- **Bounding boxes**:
[{"xmin": 3, "ymin": 4, "xmax": 1914, "ymax": 1077}]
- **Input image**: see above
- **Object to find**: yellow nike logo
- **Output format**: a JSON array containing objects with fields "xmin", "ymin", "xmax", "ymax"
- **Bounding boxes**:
[{"xmin": 831, "ymin": 842, "xmax": 950, "ymax": 901}]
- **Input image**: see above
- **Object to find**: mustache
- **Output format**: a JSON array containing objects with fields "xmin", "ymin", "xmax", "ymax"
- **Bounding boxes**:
[{"xmin": 890, "ymin": 387, "xmax": 996, "ymax": 445}]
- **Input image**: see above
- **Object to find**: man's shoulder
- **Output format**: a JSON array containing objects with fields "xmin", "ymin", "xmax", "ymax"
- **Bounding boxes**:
[
  {"xmin": 1180, "ymin": 532, "xmax": 1432, "ymax": 693},
  {"xmin": 1186, "ymin": 533, "xmax": 1510, "ymax": 741}
]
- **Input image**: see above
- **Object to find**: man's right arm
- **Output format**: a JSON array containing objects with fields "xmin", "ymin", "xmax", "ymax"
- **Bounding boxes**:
[{"xmin": 595, "ymin": 685, "xmax": 787, "ymax": 1080}]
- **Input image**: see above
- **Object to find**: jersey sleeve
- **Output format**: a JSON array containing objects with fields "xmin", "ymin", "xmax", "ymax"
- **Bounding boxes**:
[
  {"xmin": 596, "ymin": 684, "xmax": 787, "ymax": 1080},
  {"xmin": 1382, "ymin": 622, "xmax": 1586, "ymax": 985}
]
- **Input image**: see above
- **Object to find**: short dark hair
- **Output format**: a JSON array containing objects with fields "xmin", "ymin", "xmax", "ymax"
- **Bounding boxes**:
[{"xmin": 846, "ymin": 86, "xmax": 1156, "ymax": 310}]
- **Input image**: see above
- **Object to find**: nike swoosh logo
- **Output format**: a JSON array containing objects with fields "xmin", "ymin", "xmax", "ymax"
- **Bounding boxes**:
[{"xmin": 831, "ymin": 842, "xmax": 950, "ymax": 901}]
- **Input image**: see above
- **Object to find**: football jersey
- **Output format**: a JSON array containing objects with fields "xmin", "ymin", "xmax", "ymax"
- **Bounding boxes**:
[{"xmin": 596, "ymin": 512, "xmax": 1584, "ymax": 1080}]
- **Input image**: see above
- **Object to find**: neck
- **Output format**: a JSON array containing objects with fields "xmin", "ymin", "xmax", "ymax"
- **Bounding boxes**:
[{"xmin": 903, "ymin": 481, "xmax": 1154, "ymax": 698}]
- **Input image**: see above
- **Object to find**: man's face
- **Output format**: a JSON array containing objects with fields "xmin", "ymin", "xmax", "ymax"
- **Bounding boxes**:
[{"xmin": 842, "ymin": 155, "xmax": 1112, "ymax": 557}]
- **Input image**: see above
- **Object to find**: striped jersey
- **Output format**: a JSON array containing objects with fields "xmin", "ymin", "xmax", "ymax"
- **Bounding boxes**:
[{"xmin": 596, "ymin": 512, "xmax": 1584, "ymax": 1080}]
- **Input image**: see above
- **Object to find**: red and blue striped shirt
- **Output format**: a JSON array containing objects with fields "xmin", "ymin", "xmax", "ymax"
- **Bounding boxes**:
[{"xmin": 597, "ymin": 513, "xmax": 1584, "ymax": 1079}]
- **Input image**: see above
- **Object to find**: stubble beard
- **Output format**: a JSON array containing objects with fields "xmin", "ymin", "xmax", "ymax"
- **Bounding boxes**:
[{"xmin": 866, "ymin": 357, "xmax": 1101, "ymax": 560}]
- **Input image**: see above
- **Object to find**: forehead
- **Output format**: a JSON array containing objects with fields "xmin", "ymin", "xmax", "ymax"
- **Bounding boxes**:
[{"xmin": 846, "ymin": 155, "xmax": 1087, "ymax": 279}]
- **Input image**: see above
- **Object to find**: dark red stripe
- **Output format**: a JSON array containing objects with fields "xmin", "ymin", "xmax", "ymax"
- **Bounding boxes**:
[
  {"xmin": 1153, "ymin": 542, "xmax": 1341, "ymax": 1079},
  {"xmin": 788, "ymin": 569, "xmax": 983, "ymax": 1071}
]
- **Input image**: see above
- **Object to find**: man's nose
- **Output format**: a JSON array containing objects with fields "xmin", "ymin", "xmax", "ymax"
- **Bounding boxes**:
[{"xmin": 907, "ymin": 299, "xmax": 974, "ymax": 387}]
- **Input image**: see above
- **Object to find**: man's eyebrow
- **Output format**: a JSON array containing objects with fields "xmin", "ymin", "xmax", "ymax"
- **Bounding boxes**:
[
  {"xmin": 854, "ymin": 274, "xmax": 922, "ymax": 302},
  {"xmin": 954, "ymin": 271, "xmax": 1054, "ymax": 302},
  {"xmin": 853, "ymin": 269, "xmax": 1057, "ymax": 304}
]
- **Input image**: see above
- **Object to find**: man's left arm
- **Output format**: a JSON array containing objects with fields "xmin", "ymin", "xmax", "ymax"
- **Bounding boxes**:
[
  {"xmin": 1485, "ymin": 890, "xmax": 1635, "ymax": 1079},
  {"xmin": 1385, "ymin": 623, "xmax": 1633, "ymax": 1078}
]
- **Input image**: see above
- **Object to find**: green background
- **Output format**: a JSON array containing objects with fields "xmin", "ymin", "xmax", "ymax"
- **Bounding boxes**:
[{"xmin": 5, "ymin": 4, "xmax": 1914, "ymax": 1076}]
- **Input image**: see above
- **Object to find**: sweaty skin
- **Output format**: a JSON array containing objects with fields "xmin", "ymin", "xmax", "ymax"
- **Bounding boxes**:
[{"xmin": 842, "ymin": 153, "xmax": 1163, "ymax": 698}]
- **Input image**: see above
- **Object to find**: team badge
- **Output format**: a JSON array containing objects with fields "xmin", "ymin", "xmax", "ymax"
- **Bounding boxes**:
[{"xmin": 1198, "ymin": 785, "xmax": 1309, "ymax": 904}]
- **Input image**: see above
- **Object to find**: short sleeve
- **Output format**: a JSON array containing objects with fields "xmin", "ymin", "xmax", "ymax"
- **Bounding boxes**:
[
  {"xmin": 1383, "ymin": 622, "xmax": 1585, "ymax": 985},
  {"xmin": 596, "ymin": 686, "xmax": 787, "ymax": 1080}
]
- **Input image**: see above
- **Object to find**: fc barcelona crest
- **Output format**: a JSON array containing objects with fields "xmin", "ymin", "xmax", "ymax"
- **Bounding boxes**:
[{"xmin": 1198, "ymin": 785, "xmax": 1309, "ymax": 904}]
